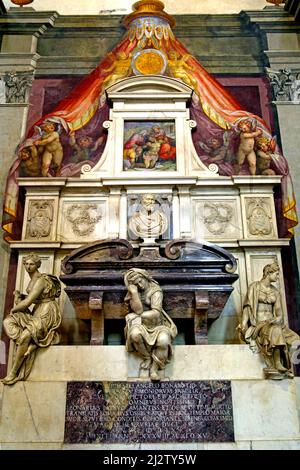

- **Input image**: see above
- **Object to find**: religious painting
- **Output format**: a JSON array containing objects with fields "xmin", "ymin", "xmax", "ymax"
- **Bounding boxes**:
[{"xmin": 123, "ymin": 120, "xmax": 176, "ymax": 172}]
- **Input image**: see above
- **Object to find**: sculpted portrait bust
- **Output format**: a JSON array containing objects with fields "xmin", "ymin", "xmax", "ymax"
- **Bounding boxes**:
[{"xmin": 128, "ymin": 193, "xmax": 168, "ymax": 240}]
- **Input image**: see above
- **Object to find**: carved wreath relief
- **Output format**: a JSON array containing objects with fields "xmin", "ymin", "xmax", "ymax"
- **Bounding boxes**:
[
  {"xmin": 203, "ymin": 202, "xmax": 234, "ymax": 235},
  {"xmin": 26, "ymin": 200, "xmax": 54, "ymax": 238},
  {"xmin": 66, "ymin": 204, "xmax": 102, "ymax": 237},
  {"xmin": 246, "ymin": 198, "xmax": 273, "ymax": 236}
]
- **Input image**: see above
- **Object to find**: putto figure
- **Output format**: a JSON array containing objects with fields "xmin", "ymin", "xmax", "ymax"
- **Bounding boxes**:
[
  {"xmin": 34, "ymin": 121, "xmax": 64, "ymax": 177},
  {"xmin": 124, "ymin": 268, "xmax": 177, "ymax": 381},
  {"xmin": 2, "ymin": 253, "xmax": 61, "ymax": 385},
  {"xmin": 234, "ymin": 118, "xmax": 262, "ymax": 175},
  {"xmin": 238, "ymin": 261, "xmax": 300, "ymax": 380}
]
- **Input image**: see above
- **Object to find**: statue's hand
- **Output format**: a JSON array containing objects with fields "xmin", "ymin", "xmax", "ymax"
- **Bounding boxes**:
[
  {"xmin": 128, "ymin": 284, "xmax": 138, "ymax": 295},
  {"xmin": 237, "ymin": 323, "xmax": 247, "ymax": 334},
  {"xmin": 270, "ymin": 318, "xmax": 282, "ymax": 326}
]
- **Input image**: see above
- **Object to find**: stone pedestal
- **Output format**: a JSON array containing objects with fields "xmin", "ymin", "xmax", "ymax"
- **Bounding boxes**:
[{"xmin": 0, "ymin": 345, "xmax": 299, "ymax": 450}]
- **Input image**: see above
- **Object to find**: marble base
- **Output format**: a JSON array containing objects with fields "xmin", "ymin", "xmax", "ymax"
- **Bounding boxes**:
[
  {"xmin": 27, "ymin": 345, "xmax": 265, "ymax": 381},
  {"xmin": 232, "ymin": 380, "xmax": 300, "ymax": 441},
  {"xmin": 0, "ymin": 382, "xmax": 66, "ymax": 443},
  {"xmin": 0, "ymin": 346, "xmax": 299, "ymax": 449}
]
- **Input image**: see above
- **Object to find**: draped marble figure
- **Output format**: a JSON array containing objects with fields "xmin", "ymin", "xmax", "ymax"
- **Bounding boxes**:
[
  {"xmin": 2, "ymin": 253, "xmax": 61, "ymax": 385},
  {"xmin": 124, "ymin": 268, "xmax": 177, "ymax": 381},
  {"xmin": 238, "ymin": 262, "xmax": 299, "ymax": 380}
]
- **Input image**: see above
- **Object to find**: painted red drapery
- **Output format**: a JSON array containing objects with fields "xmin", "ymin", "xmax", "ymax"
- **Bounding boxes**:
[{"xmin": 2, "ymin": 15, "xmax": 297, "ymax": 239}]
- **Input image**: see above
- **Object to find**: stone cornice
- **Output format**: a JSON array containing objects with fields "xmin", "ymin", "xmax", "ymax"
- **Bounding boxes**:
[
  {"xmin": 0, "ymin": 9, "xmax": 59, "ymax": 37},
  {"xmin": 35, "ymin": 55, "xmax": 266, "ymax": 76},
  {"xmin": 241, "ymin": 6, "xmax": 300, "ymax": 32}
]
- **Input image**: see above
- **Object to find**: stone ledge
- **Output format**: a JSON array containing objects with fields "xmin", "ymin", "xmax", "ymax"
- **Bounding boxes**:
[{"xmin": 26, "ymin": 345, "xmax": 265, "ymax": 382}]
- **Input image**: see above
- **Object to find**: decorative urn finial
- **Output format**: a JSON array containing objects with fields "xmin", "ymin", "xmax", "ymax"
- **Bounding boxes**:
[
  {"xmin": 124, "ymin": 0, "xmax": 176, "ymax": 28},
  {"xmin": 11, "ymin": 0, "xmax": 34, "ymax": 6},
  {"xmin": 266, "ymin": 0, "xmax": 285, "ymax": 5}
]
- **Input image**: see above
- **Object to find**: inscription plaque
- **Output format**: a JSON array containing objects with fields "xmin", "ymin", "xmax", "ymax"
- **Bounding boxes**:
[{"xmin": 64, "ymin": 381, "xmax": 234, "ymax": 443}]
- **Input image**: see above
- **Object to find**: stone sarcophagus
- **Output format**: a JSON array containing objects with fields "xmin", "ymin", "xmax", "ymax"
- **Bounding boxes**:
[{"xmin": 61, "ymin": 239, "xmax": 238, "ymax": 346}]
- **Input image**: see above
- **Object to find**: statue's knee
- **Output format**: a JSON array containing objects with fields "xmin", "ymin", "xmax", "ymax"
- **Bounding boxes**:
[
  {"xmin": 19, "ymin": 329, "xmax": 31, "ymax": 343},
  {"xmin": 156, "ymin": 332, "xmax": 170, "ymax": 348},
  {"xmin": 130, "ymin": 328, "xmax": 142, "ymax": 344}
]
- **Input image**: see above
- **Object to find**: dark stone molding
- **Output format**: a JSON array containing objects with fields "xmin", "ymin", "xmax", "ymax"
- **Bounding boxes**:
[
  {"xmin": 61, "ymin": 238, "xmax": 238, "ymax": 279},
  {"xmin": 60, "ymin": 239, "xmax": 238, "ymax": 346}
]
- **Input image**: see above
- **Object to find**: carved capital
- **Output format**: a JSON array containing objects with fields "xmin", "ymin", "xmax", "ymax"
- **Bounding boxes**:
[
  {"xmin": 0, "ymin": 71, "xmax": 34, "ymax": 104},
  {"xmin": 266, "ymin": 68, "xmax": 300, "ymax": 102}
]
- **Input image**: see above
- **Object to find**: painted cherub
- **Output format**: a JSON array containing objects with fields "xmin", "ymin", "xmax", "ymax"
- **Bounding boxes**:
[
  {"xmin": 256, "ymin": 136, "xmax": 277, "ymax": 176},
  {"xmin": 18, "ymin": 145, "xmax": 41, "ymax": 177},
  {"xmin": 234, "ymin": 118, "xmax": 262, "ymax": 175},
  {"xmin": 199, "ymin": 132, "xmax": 231, "ymax": 163},
  {"xmin": 34, "ymin": 121, "xmax": 63, "ymax": 177},
  {"xmin": 69, "ymin": 131, "xmax": 104, "ymax": 163}
]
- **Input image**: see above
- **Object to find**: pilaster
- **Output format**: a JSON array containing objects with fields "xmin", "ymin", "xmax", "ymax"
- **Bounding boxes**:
[{"xmin": 0, "ymin": 8, "xmax": 59, "ymax": 331}]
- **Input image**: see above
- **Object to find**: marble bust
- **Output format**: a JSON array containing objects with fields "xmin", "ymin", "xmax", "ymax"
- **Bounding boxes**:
[{"xmin": 128, "ymin": 193, "xmax": 168, "ymax": 241}]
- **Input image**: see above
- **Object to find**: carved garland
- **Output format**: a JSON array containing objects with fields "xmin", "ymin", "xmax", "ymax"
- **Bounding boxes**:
[{"xmin": 66, "ymin": 204, "xmax": 102, "ymax": 237}]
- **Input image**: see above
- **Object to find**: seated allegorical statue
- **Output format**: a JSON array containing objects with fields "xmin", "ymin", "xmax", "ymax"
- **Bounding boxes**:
[
  {"xmin": 238, "ymin": 261, "xmax": 300, "ymax": 380},
  {"xmin": 124, "ymin": 268, "xmax": 177, "ymax": 381},
  {"xmin": 2, "ymin": 253, "xmax": 61, "ymax": 385}
]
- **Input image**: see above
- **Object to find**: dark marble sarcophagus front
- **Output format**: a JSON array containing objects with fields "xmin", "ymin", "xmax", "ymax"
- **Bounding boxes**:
[{"xmin": 61, "ymin": 239, "xmax": 238, "ymax": 345}]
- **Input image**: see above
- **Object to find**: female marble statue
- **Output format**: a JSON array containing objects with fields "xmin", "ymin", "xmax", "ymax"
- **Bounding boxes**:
[
  {"xmin": 2, "ymin": 253, "xmax": 61, "ymax": 385},
  {"xmin": 124, "ymin": 268, "xmax": 177, "ymax": 381},
  {"xmin": 239, "ymin": 261, "xmax": 299, "ymax": 379}
]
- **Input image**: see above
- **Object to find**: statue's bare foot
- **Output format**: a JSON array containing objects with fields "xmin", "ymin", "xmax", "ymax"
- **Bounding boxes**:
[
  {"xmin": 1, "ymin": 372, "xmax": 17, "ymax": 385},
  {"xmin": 275, "ymin": 363, "xmax": 288, "ymax": 373},
  {"xmin": 285, "ymin": 369, "xmax": 294, "ymax": 379},
  {"xmin": 140, "ymin": 358, "xmax": 151, "ymax": 370},
  {"xmin": 24, "ymin": 343, "xmax": 37, "ymax": 357},
  {"xmin": 150, "ymin": 363, "xmax": 160, "ymax": 382}
]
